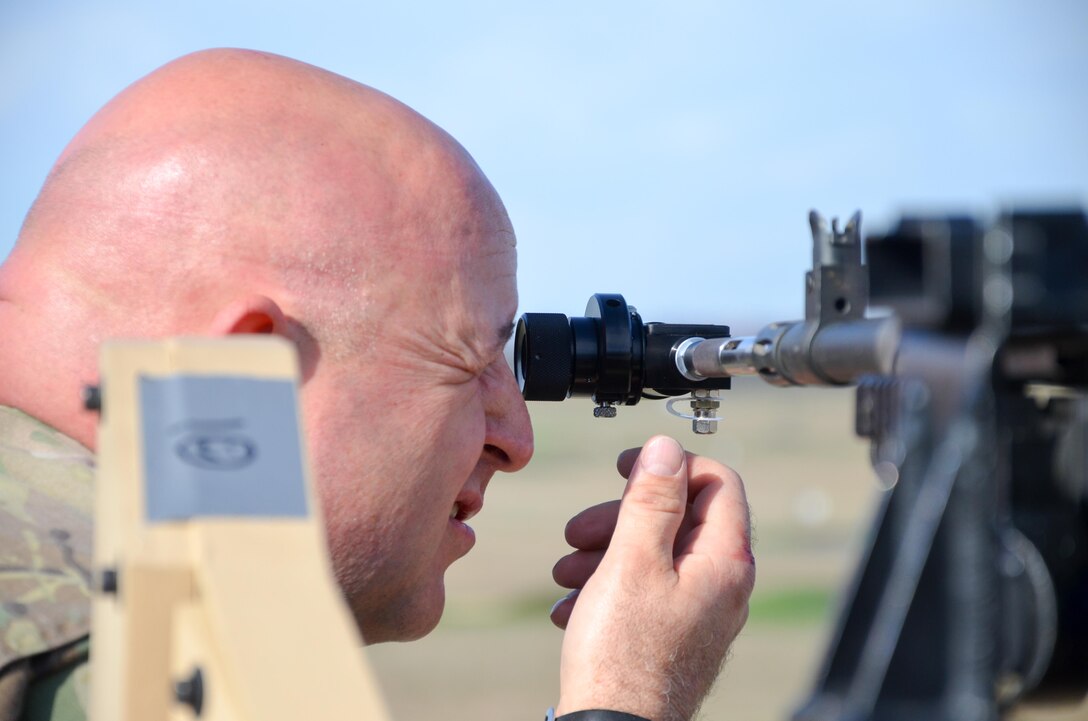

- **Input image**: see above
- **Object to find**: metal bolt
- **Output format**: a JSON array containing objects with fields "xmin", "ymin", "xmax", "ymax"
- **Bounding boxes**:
[
  {"xmin": 690, "ymin": 390, "xmax": 720, "ymax": 435},
  {"xmin": 174, "ymin": 667, "xmax": 204, "ymax": 716},
  {"xmin": 98, "ymin": 568, "xmax": 119, "ymax": 595},
  {"xmin": 82, "ymin": 385, "xmax": 102, "ymax": 412},
  {"xmin": 692, "ymin": 417, "xmax": 718, "ymax": 434}
]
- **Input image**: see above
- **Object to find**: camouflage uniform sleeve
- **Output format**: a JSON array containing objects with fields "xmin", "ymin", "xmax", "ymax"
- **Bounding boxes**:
[
  {"xmin": 18, "ymin": 639, "xmax": 89, "ymax": 721},
  {"xmin": 0, "ymin": 407, "xmax": 94, "ymax": 721},
  {"xmin": 0, "ymin": 638, "xmax": 90, "ymax": 721}
]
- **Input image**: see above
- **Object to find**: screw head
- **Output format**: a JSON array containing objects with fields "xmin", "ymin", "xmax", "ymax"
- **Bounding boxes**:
[
  {"xmin": 174, "ymin": 667, "xmax": 204, "ymax": 716},
  {"xmin": 693, "ymin": 418, "xmax": 718, "ymax": 434},
  {"xmin": 98, "ymin": 568, "xmax": 119, "ymax": 595},
  {"xmin": 82, "ymin": 385, "xmax": 102, "ymax": 412}
]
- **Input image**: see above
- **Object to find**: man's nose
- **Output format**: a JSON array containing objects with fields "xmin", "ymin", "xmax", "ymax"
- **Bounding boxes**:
[{"xmin": 483, "ymin": 359, "xmax": 534, "ymax": 472}]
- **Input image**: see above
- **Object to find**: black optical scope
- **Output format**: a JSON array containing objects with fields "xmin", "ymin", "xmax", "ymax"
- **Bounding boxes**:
[
  {"xmin": 514, "ymin": 294, "xmax": 732, "ymax": 410},
  {"xmin": 513, "ymin": 212, "xmax": 902, "ymax": 432}
]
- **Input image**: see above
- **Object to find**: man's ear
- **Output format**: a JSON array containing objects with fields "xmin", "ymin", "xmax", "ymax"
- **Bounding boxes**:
[
  {"xmin": 207, "ymin": 295, "xmax": 290, "ymax": 337},
  {"xmin": 207, "ymin": 295, "xmax": 320, "ymax": 383}
]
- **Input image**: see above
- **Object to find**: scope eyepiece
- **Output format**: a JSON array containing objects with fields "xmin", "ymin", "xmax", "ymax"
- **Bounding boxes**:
[
  {"xmin": 515, "ymin": 294, "xmax": 732, "ymax": 407},
  {"xmin": 513, "ymin": 312, "xmax": 572, "ymax": 401}
]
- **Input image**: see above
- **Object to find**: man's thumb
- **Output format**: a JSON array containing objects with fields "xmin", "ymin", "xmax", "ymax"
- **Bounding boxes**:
[{"xmin": 609, "ymin": 435, "xmax": 687, "ymax": 567}]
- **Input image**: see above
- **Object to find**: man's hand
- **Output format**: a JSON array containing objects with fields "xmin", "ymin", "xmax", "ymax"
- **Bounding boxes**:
[{"xmin": 550, "ymin": 436, "xmax": 755, "ymax": 721}]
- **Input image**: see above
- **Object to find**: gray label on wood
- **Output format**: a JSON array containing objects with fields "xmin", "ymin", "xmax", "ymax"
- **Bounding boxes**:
[{"xmin": 140, "ymin": 375, "xmax": 308, "ymax": 520}]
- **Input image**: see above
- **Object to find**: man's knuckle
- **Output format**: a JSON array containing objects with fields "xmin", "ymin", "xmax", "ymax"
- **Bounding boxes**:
[{"xmin": 627, "ymin": 483, "xmax": 686, "ymax": 516}]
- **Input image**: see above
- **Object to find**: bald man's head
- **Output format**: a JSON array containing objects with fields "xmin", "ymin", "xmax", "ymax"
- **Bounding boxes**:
[
  {"xmin": 1, "ymin": 47, "xmax": 517, "ymax": 445},
  {"xmin": 20, "ymin": 49, "xmax": 509, "ymax": 342},
  {"xmin": 1, "ymin": 49, "xmax": 533, "ymax": 643}
]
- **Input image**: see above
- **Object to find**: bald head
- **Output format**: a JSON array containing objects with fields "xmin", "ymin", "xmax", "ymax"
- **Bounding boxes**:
[{"xmin": 0, "ymin": 49, "xmax": 515, "ymax": 447}]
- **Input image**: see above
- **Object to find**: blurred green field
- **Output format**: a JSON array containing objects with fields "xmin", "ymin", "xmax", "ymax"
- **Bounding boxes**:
[{"xmin": 366, "ymin": 383, "xmax": 1086, "ymax": 720}]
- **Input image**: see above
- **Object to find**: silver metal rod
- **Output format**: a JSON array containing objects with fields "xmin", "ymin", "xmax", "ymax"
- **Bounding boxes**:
[
  {"xmin": 677, "ymin": 336, "xmax": 759, "ymax": 380},
  {"xmin": 675, "ymin": 316, "xmax": 900, "ymax": 386}
]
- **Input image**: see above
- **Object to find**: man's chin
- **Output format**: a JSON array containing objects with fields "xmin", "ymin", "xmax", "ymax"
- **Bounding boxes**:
[{"xmin": 352, "ymin": 586, "xmax": 446, "ymax": 645}]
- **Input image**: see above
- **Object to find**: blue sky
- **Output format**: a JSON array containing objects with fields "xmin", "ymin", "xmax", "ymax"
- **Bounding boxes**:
[{"xmin": 3, "ymin": 1, "xmax": 1086, "ymax": 327}]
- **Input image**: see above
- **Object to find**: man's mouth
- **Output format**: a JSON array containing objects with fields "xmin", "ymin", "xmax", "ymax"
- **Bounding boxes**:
[{"xmin": 449, "ymin": 496, "xmax": 482, "ymax": 522}]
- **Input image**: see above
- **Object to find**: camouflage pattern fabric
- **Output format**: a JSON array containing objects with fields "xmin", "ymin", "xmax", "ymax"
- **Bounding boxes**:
[{"xmin": 0, "ymin": 406, "xmax": 93, "ymax": 720}]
